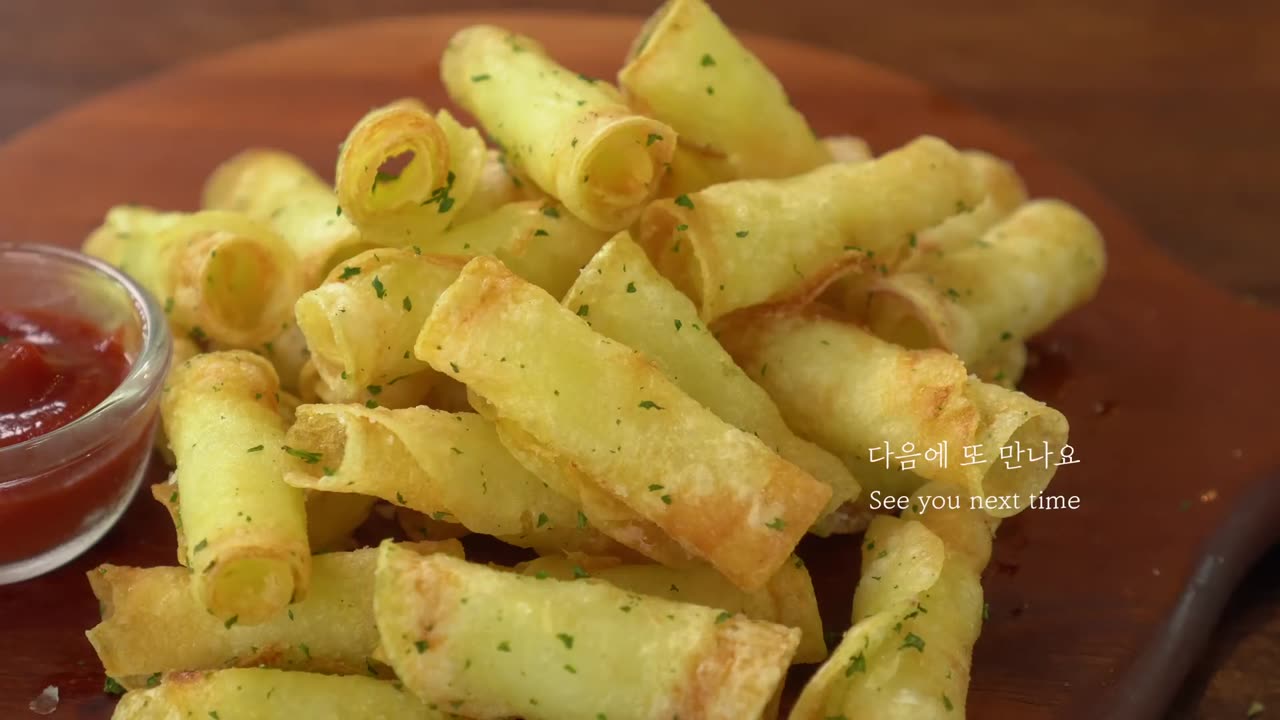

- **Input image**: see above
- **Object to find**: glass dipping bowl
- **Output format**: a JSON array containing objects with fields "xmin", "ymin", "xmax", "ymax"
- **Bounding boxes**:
[{"xmin": 0, "ymin": 243, "xmax": 170, "ymax": 584}]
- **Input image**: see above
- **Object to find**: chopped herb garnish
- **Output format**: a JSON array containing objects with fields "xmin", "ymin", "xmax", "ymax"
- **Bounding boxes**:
[
  {"xmin": 246, "ymin": 444, "xmax": 264, "ymax": 453},
  {"xmin": 648, "ymin": 484, "xmax": 664, "ymax": 491},
  {"xmin": 577, "ymin": 511, "xmax": 589, "ymax": 528},
  {"xmin": 224, "ymin": 615, "xmax": 238, "ymax": 629},
  {"xmin": 674, "ymin": 319, "xmax": 682, "ymax": 331},
  {"xmin": 715, "ymin": 611, "xmax": 732, "ymax": 623},
  {"xmin": 497, "ymin": 641, "xmax": 511, "ymax": 652},
  {"xmin": 336, "ymin": 205, "xmax": 343, "ymax": 216},
  {"xmin": 339, "ymin": 266, "xmax": 362, "ymax": 280},
  {"xmin": 572, "ymin": 565, "xmax": 590, "ymax": 579},
  {"xmin": 675, "ymin": 223, "xmax": 688, "ymax": 231},
  {"xmin": 646, "ymin": 133, "xmax": 664, "ymax": 146},
  {"xmin": 766, "ymin": 517, "xmax": 786, "ymax": 530},
  {"xmin": 534, "ymin": 228, "xmax": 550, "ymax": 236},
  {"xmin": 537, "ymin": 512, "xmax": 550, "ymax": 528},
  {"xmin": 541, "ymin": 206, "xmax": 560, "ymax": 218},
  {"xmin": 450, "ymin": 362, "xmax": 460, "ymax": 373},
  {"xmin": 577, "ymin": 304, "xmax": 590, "ymax": 317},
  {"xmin": 402, "ymin": 296, "xmax": 413, "ymax": 311},
  {"xmin": 845, "ymin": 651, "xmax": 867, "ymax": 675},
  {"xmin": 146, "ymin": 673, "xmax": 161, "ymax": 688},
  {"xmin": 189, "ymin": 326, "xmax": 207, "ymax": 343},
  {"xmin": 415, "ymin": 640, "xmax": 429, "ymax": 653},
  {"xmin": 674, "ymin": 194, "xmax": 695, "ymax": 209},
  {"xmin": 104, "ymin": 677, "xmax": 126, "ymax": 695},
  {"xmin": 736, "ymin": 230, "xmax": 749, "ymax": 237},
  {"xmin": 283, "ymin": 446, "xmax": 322, "ymax": 464},
  {"xmin": 193, "ymin": 538, "xmax": 208, "ymax": 553},
  {"xmin": 557, "ymin": 633, "xmax": 574, "ymax": 649},
  {"xmin": 372, "ymin": 276, "xmax": 387, "ymax": 298},
  {"xmin": 471, "ymin": 73, "xmax": 491, "ymax": 82},
  {"xmin": 638, "ymin": 400, "xmax": 663, "ymax": 409},
  {"xmin": 395, "ymin": 492, "xmax": 406, "ymax": 504},
  {"xmin": 660, "ymin": 494, "xmax": 673, "ymax": 505},
  {"xmin": 900, "ymin": 633, "xmax": 926, "ymax": 652},
  {"xmin": 700, "ymin": 53, "xmax": 716, "ymax": 66},
  {"xmin": 943, "ymin": 693, "xmax": 954, "ymax": 711},
  {"xmin": 626, "ymin": 281, "xmax": 637, "ymax": 293}
]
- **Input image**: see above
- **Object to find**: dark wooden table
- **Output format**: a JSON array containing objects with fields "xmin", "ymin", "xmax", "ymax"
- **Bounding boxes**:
[{"xmin": 1, "ymin": 2, "xmax": 1276, "ymax": 718}]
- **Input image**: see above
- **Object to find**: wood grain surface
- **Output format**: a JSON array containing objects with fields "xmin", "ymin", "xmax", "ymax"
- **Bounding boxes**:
[{"xmin": 0, "ymin": 4, "xmax": 1277, "ymax": 719}]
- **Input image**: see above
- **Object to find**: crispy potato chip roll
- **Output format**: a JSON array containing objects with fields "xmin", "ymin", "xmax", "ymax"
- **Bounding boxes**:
[
  {"xmin": 563, "ymin": 233, "xmax": 860, "ymax": 526},
  {"xmin": 375, "ymin": 544, "xmax": 799, "ymax": 720},
  {"xmin": 84, "ymin": 206, "xmax": 302, "ymax": 348},
  {"xmin": 621, "ymin": 0, "xmax": 828, "ymax": 180},
  {"xmin": 441, "ymin": 25, "xmax": 677, "ymax": 231},
  {"xmin": 162, "ymin": 351, "xmax": 310, "ymax": 623},
  {"xmin": 335, "ymin": 99, "xmax": 486, "ymax": 245},
  {"xmin": 717, "ymin": 306, "xmax": 1069, "ymax": 516},
  {"xmin": 111, "ymin": 669, "xmax": 445, "ymax": 720},
  {"xmin": 792, "ymin": 484, "xmax": 997, "ymax": 719},
  {"xmin": 637, "ymin": 136, "xmax": 983, "ymax": 321},
  {"xmin": 416, "ymin": 257, "xmax": 832, "ymax": 589},
  {"xmin": 283, "ymin": 404, "xmax": 626, "ymax": 555},
  {"xmin": 830, "ymin": 150, "xmax": 1027, "ymax": 322},
  {"xmin": 203, "ymin": 149, "xmax": 376, "ymax": 287},
  {"xmin": 518, "ymin": 554, "xmax": 826, "ymax": 663},
  {"xmin": 86, "ymin": 542, "xmax": 462, "ymax": 685},
  {"xmin": 866, "ymin": 200, "xmax": 1106, "ymax": 385},
  {"xmin": 295, "ymin": 248, "xmax": 463, "ymax": 402},
  {"xmin": 822, "ymin": 135, "xmax": 874, "ymax": 164},
  {"xmin": 454, "ymin": 149, "xmax": 543, "ymax": 224},
  {"xmin": 427, "ymin": 200, "xmax": 610, "ymax": 298}
]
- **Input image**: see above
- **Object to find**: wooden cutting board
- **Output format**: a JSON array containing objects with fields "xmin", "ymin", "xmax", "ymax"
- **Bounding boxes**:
[{"xmin": 0, "ymin": 13, "xmax": 1277, "ymax": 720}]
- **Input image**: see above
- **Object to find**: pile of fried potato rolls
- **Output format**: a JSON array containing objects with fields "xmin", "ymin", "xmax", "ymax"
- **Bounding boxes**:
[{"xmin": 83, "ymin": 1, "xmax": 1105, "ymax": 717}]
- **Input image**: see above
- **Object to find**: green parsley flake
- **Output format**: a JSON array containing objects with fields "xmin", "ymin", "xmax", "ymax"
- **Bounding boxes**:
[
  {"xmin": 282, "ymin": 445, "xmax": 322, "ymax": 461},
  {"xmin": 626, "ymin": 281, "xmax": 637, "ymax": 293},
  {"xmin": 765, "ymin": 517, "xmax": 786, "ymax": 530},
  {"xmin": 339, "ymin": 266, "xmax": 361, "ymax": 280},
  {"xmin": 246, "ymin": 445, "xmax": 264, "ymax": 453},
  {"xmin": 372, "ymin": 276, "xmax": 387, "ymax": 299},
  {"xmin": 577, "ymin": 511, "xmax": 588, "ymax": 528},
  {"xmin": 403, "ymin": 296, "xmax": 413, "ymax": 311},
  {"xmin": 542, "ymin": 206, "xmax": 560, "ymax": 218},
  {"xmin": 900, "ymin": 632, "xmax": 926, "ymax": 652},
  {"xmin": 674, "ymin": 319, "xmax": 682, "ymax": 331},
  {"xmin": 104, "ymin": 677, "xmax": 126, "ymax": 695},
  {"xmin": 497, "ymin": 641, "xmax": 511, "ymax": 652},
  {"xmin": 638, "ymin": 400, "xmax": 663, "ymax": 409},
  {"xmin": 224, "ymin": 615, "xmax": 238, "ymax": 629},
  {"xmin": 537, "ymin": 512, "xmax": 550, "ymax": 528},
  {"xmin": 415, "ymin": 640, "xmax": 429, "ymax": 653},
  {"xmin": 943, "ymin": 693, "xmax": 954, "ymax": 711},
  {"xmin": 471, "ymin": 73, "xmax": 491, "ymax": 82},
  {"xmin": 577, "ymin": 304, "xmax": 590, "ymax": 317},
  {"xmin": 534, "ymin": 228, "xmax": 550, "ymax": 236},
  {"xmin": 845, "ymin": 651, "xmax": 867, "ymax": 676},
  {"xmin": 674, "ymin": 194, "xmax": 695, "ymax": 209},
  {"xmin": 736, "ymin": 230, "xmax": 749, "ymax": 237},
  {"xmin": 146, "ymin": 673, "xmax": 161, "ymax": 688},
  {"xmin": 557, "ymin": 633, "xmax": 574, "ymax": 649},
  {"xmin": 701, "ymin": 53, "xmax": 716, "ymax": 66},
  {"xmin": 572, "ymin": 565, "xmax": 590, "ymax": 579},
  {"xmin": 715, "ymin": 611, "xmax": 732, "ymax": 623},
  {"xmin": 646, "ymin": 133, "xmax": 664, "ymax": 146}
]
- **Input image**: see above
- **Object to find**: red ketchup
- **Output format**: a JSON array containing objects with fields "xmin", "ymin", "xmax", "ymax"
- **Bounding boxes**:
[{"xmin": 0, "ymin": 309, "xmax": 145, "ymax": 564}]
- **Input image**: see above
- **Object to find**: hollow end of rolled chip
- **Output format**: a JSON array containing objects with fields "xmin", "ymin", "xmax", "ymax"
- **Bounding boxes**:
[
  {"xmin": 201, "ymin": 555, "xmax": 300, "ymax": 626},
  {"xmin": 564, "ymin": 112, "xmax": 676, "ymax": 231},
  {"xmin": 179, "ymin": 231, "xmax": 301, "ymax": 348},
  {"xmin": 201, "ymin": 148, "xmax": 311, "ymax": 211},
  {"xmin": 335, "ymin": 100, "xmax": 450, "ymax": 226},
  {"xmin": 294, "ymin": 291, "xmax": 355, "ymax": 389},
  {"xmin": 283, "ymin": 407, "xmax": 352, "ymax": 485},
  {"xmin": 974, "ymin": 406, "xmax": 1068, "ymax": 517},
  {"xmin": 684, "ymin": 616, "xmax": 799, "ymax": 720},
  {"xmin": 865, "ymin": 274, "xmax": 959, "ymax": 355}
]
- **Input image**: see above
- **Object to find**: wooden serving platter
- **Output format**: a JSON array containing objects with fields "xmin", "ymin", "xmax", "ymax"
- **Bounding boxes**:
[{"xmin": 0, "ymin": 13, "xmax": 1277, "ymax": 719}]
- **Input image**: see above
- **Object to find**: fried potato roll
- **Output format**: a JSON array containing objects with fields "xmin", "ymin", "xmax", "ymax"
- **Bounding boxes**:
[
  {"xmin": 161, "ymin": 351, "xmax": 310, "ymax": 624},
  {"xmin": 865, "ymin": 200, "xmax": 1106, "ymax": 385},
  {"xmin": 454, "ymin": 149, "xmax": 543, "ymax": 224},
  {"xmin": 375, "ymin": 544, "xmax": 799, "ymax": 720},
  {"xmin": 821, "ymin": 135, "xmax": 874, "ymax": 164},
  {"xmin": 637, "ymin": 136, "xmax": 982, "ymax": 321},
  {"xmin": 294, "ymin": 248, "xmax": 463, "ymax": 403},
  {"xmin": 830, "ymin": 150, "xmax": 1027, "ymax": 322},
  {"xmin": 86, "ymin": 542, "xmax": 462, "ymax": 686},
  {"xmin": 518, "ymin": 554, "xmax": 826, "ymax": 663},
  {"xmin": 620, "ymin": 0, "xmax": 828, "ymax": 180},
  {"xmin": 427, "ymin": 200, "xmax": 610, "ymax": 298},
  {"xmin": 441, "ymin": 25, "xmax": 677, "ymax": 231},
  {"xmin": 84, "ymin": 206, "xmax": 302, "ymax": 348},
  {"xmin": 563, "ymin": 233, "xmax": 860, "ymax": 527},
  {"xmin": 111, "ymin": 668, "xmax": 446, "ymax": 720},
  {"xmin": 283, "ymin": 404, "xmax": 626, "ymax": 556},
  {"xmin": 416, "ymin": 257, "xmax": 831, "ymax": 589},
  {"xmin": 334, "ymin": 99, "xmax": 486, "ymax": 245},
  {"xmin": 717, "ymin": 306, "xmax": 1068, "ymax": 515},
  {"xmin": 202, "ymin": 149, "xmax": 376, "ymax": 287},
  {"xmin": 790, "ymin": 482, "xmax": 997, "ymax": 719}
]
